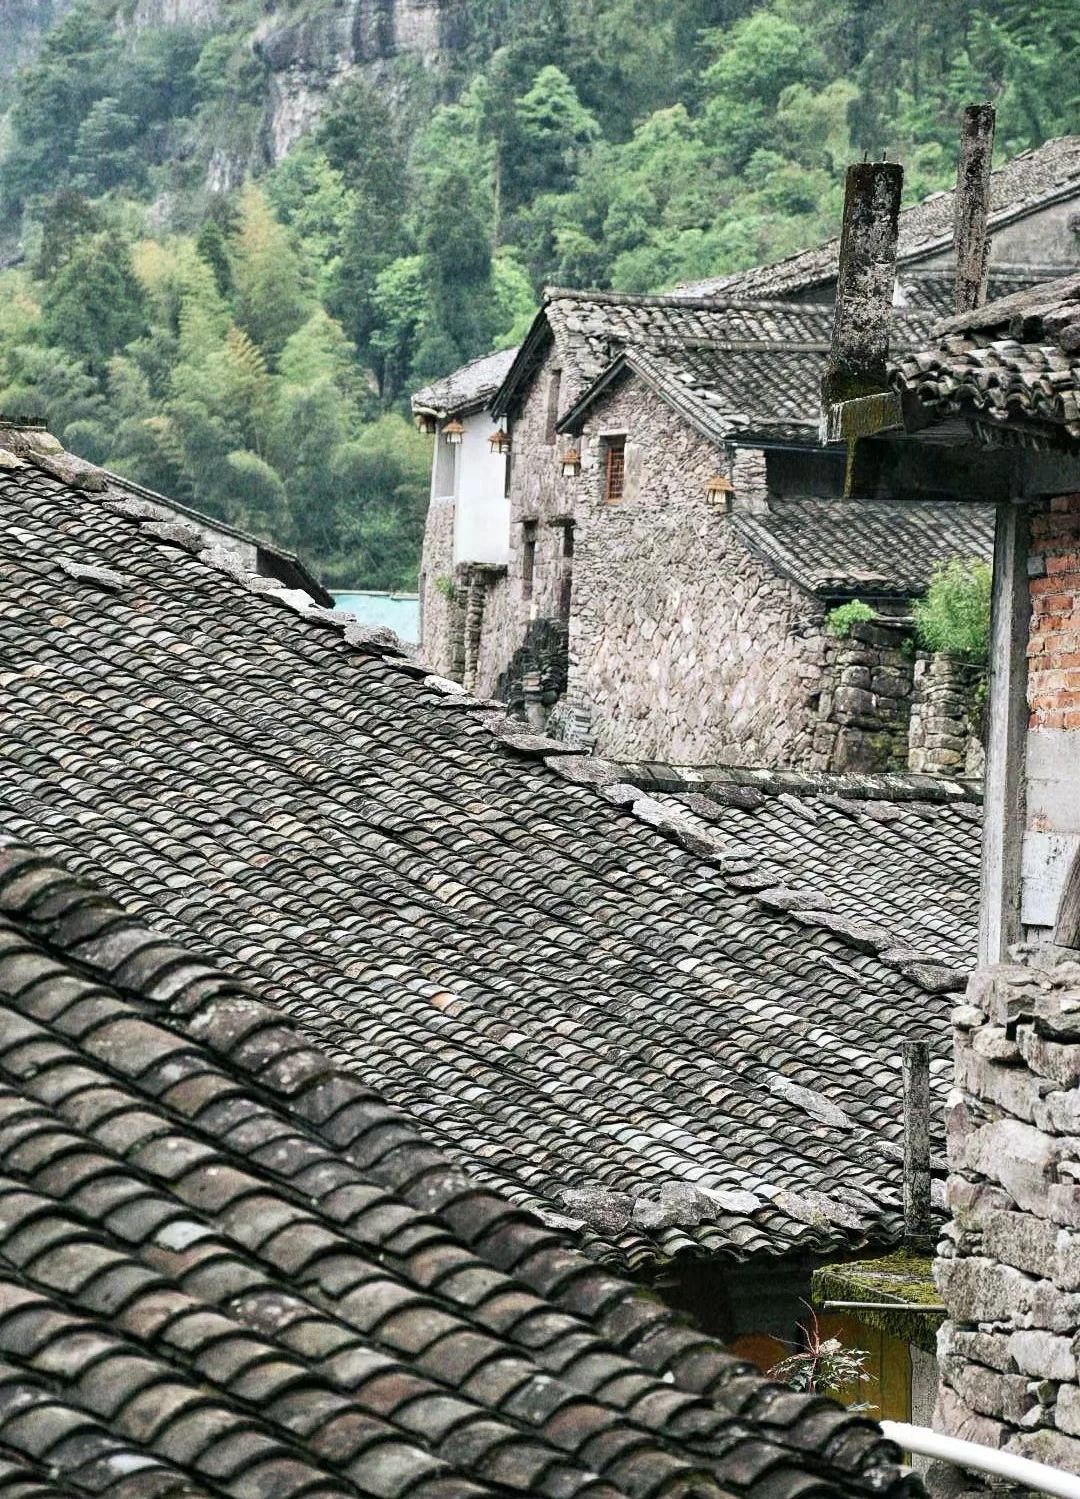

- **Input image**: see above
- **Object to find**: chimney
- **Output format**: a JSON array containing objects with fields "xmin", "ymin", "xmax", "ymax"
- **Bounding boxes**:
[
  {"xmin": 953, "ymin": 103, "xmax": 996, "ymax": 315},
  {"xmin": 822, "ymin": 161, "xmax": 904, "ymax": 417}
]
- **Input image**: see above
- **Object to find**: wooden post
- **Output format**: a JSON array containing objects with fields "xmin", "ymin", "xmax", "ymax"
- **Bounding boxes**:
[
  {"xmin": 979, "ymin": 500, "xmax": 1030, "ymax": 964},
  {"xmin": 822, "ymin": 161, "xmax": 904, "ymax": 414},
  {"xmin": 903, "ymin": 1039, "xmax": 932, "ymax": 1253},
  {"xmin": 954, "ymin": 104, "xmax": 996, "ymax": 315}
]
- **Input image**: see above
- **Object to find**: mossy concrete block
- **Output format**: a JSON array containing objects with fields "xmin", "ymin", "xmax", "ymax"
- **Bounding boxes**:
[{"xmin": 811, "ymin": 1251, "xmax": 943, "ymax": 1352}]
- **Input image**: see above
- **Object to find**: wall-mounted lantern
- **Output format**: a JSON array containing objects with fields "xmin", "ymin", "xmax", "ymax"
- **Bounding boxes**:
[
  {"xmin": 705, "ymin": 473, "xmax": 735, "ymax": 504},
  {"xmin": 443, "ymin": 419, "xmax": 465, "ymax": 446},
  {"xmin": 488, "ymin": 428, "xmax": 511, "ymax": 455},
  {"xmin": 561, "ymin": 447, "xmax": 582, "ymax": 479}
]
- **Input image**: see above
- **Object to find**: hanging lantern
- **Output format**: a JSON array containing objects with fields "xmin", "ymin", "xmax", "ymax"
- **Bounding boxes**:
[
  {"xmin": 488, "ymin": 428, "xmax": 511, "ymax": 455},
  {"xmin": 443, "ymin": 419, "xmax": 465, "ymax": 446},
  {"xmin": 705, "ymin": 473, "xmax": 734, "ymax": 503},
  {"xmin": 414, "ymin": 413, "xmax": 437, "ymax": 435},
  {"xmin": 561, "ymin": 447, "xmax": 581, "ymax": 478}
]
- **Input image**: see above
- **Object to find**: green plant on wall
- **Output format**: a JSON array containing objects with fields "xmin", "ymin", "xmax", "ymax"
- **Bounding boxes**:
[
  {"xmin": 825, "ymin": 598, "xmax": 874, "ymax": 638},
  {"xmin": 913, "ymin": 557, "xmax": 992, "ymax": 661},
  {"xmin": 434, "ymin": 575, "xmax": 458, "ymax": 602}
]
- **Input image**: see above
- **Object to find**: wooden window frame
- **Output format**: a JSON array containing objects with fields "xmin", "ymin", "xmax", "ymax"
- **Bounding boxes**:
[{"xmin": 603, "ymin": 436, "xmax": 626, "ymax": 504}]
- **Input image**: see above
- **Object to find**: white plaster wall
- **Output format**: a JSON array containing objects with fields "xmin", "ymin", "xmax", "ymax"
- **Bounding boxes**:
[
  {"xmin": 453, "ymin": 412, "xmax": 511, "ymax": 567},
  {"xmin": 918, "ymin": 197, "xmax": 1080, "ymax": 272}
]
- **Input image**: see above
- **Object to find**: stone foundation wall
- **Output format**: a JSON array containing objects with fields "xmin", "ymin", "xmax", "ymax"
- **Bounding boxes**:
[
  {"xmin": 937, "ymin": 953, "xmax": 1080, "ymax": 1471},
  {"xmin": 909, "ymin": 652, "xmax": 987, "ymax": 779}
]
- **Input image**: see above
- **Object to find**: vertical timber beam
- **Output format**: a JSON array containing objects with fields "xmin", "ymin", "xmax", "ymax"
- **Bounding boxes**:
[
  {"xmin": 980, "ymin": 499, "xmax": 1030, "ymax": 964},
  {"xmin": 954, "ymin": 103, "xmax": 996, "ymax": 316},
  {"xmin": 902, "ymin": 1039, "xmax": 931, "ymax": 1253}
]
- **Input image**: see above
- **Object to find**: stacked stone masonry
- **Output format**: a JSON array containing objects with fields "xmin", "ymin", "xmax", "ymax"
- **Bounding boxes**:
[
  {"xmin": 937, "ymin": 955, "xmax": 1080, "ymax": 1472},
  {"xmin": 909, "ymin": 651, "xmax": 986, "ymax": 779},
  {"xmin": 1028, "ymin": 494, "xmax": 1080, "ymax": 731}
]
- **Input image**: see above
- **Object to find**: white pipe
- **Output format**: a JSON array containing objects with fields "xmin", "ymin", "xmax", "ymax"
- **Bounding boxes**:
[{"xmin": 880, "ymin": 1421, "xmax": 1080, "ymax": 1499}]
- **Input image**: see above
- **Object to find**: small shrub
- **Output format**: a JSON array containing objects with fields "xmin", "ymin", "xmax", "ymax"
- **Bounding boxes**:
[
  {"xmin": 913, "ymin": 557, "xmax": 992, "ymax": 661},
  {"xmin": 769, "ymin": 1307, "xmax": 876, "ymax": 1413},
  {"xmin": 825, "ymin": 599, "xmax": 874, "ymax": 638},
  {"xmin": 434, "ymin": 575, "xmax": 457, "ymax": 602}
]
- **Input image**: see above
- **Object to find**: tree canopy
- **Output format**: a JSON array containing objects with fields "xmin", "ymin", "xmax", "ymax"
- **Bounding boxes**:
[{"xmin": 0, "ymin": 0, "xmax": 1074, "ymax": 588}]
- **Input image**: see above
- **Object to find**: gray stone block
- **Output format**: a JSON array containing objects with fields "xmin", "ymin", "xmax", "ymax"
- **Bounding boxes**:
[
  {"xmin": 1008, "ymin": 1425, "xmax": 1080, "ymax": 1468},
  {"xmin": 937, "ymin": 1256, "xmax": 1036, "ymax": 1323},
  {"xmin": 1008, "ymin": 1330, "xmax": 1076, "ymax": 1381},
  {"xmin": 1020, "ymin": 1029, "xmax": 1080, "ymax": 1088},
  {"xmin": 935, "ymin": 1384, "xmax": 1010, "ymax": 1449},
  {"xmin": 1058, "ymin": 1384, "xmax": 1080, "ymax": 1437},
  {"xmin": 982, "ymin": 1210, "xmax": 1059, "ymax": 1278},
  {"xmin": 1050, "ymin": 1184, "xmax": 1080, "ymax": 1230},
  {"xmin": 949, "ymin": 1362, "xmax": 1038, "ymax": 1423},
  {"xmin": 963, "ymin": 1118, "xmax": 1059, "ymax": 1212}
]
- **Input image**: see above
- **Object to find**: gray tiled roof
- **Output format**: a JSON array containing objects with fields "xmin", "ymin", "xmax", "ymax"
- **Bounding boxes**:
[
  {"xmin": 493, "ymin": 296, "xmax": 843, "ymax": 417},
  {"xmin": 0, "ymin": 843, "xmax": 920, "ymax": 1499},
  {"xmin": 496, "ymin": 292, "xmax": 932, "ymax": 426},
  {"xmin": 411, "ymin": 347, "xmax": 520, "ymax": 418},
  {"xmin": 892, "ymin": 273, "xmax": 1080, "ymax": 439},
  {"xmin": 558, "ymin": 343, "xmax": 823, "ymax": 443},
  {"xmin": 733, "ymin": 498, "xmax": 996, "ymax": 597},
  {"xmin": 0, "ymin": 449, "xmax": 979, "ymax": 1273},
  {"xmin": 607, "ymin": 765, "xmax": 981, "ymax": 970},
  {"xmin": 677, "ymin": 134, "xmax": 1080, "ymax": 303}
]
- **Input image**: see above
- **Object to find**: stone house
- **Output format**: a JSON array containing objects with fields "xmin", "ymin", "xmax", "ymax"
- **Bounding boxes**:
[
  {"xmin": 412, "ymin": 345, "xmax": 517, "ymax": 685},
  {"xmin": 552, "ymin": 337, "xmax": 993, "ymax": 770},
  {"xmin": 820, "ymin": 140, "xmax": 1080, "ymax": 1470},
  {"xmin": 415, "ymin": 136, "xmax": 1080, "ymax": 773}
]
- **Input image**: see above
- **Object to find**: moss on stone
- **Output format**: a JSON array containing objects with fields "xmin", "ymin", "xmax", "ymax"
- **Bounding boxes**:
[{"xmin": 812, "ymin": 1252, "xmax": 943, "ymax": 1352}]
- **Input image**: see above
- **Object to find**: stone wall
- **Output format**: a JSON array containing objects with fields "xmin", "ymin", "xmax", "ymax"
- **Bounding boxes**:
[
  {"xmin": 465, "ymin": 353, "xmax": 931, "ymax": 772},
  {"xmin": 936, "ymin": 953, "xmax": 1080, "ymax": 1472},
  {"xmin": 909, "ymin": 652, "xmax": 986, "ymax": 779},
  {"xmin": 566, "ymin": 378, "xmax": 834, "ymax": 765},
  {"xmin": 417, "ymin": 493, "xmax": 456, "ymax": 676},
  {"xmin": 816, "ymin": 619, "xmax": 914, "ymax": 773}
]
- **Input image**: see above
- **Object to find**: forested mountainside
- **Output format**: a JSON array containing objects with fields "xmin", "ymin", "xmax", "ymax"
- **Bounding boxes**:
[{"xmin": 0, "ymin": 0, "xmax": 1075, "ymax": 589}]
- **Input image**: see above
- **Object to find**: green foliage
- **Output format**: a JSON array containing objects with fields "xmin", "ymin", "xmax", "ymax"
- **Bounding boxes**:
[
  {"xmin": 769, "ymin": 1308, "xmax": 875, "ymax": 1412},
  {"xmin": 913, "ymin": 558, "xmax": 993, "ymax": 660},
  {"xmin": 825, "ymin": 599, "xmax": 875, "ymax": 638},
  {"xmin": 0, "ymin": 0, "xmax": 1072, "ymax": 592}
]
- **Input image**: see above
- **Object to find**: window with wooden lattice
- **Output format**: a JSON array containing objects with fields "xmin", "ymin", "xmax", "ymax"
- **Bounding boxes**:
[{"xmin": 603, "ymin": 437, "xmax": 626, "ymax": 504}]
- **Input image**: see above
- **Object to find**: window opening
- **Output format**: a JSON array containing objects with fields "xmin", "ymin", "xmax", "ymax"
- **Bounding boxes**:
[
  {"xmin": 545, "ymin": 369, "xmax": 562, "ymax": 446},
  {"xmin": 604, "ymin": 437, "xmax": 626, "ymax": 503},
  {"xmin": 522, "ymin": 521, "xmax": 537, "ymax": 602}
]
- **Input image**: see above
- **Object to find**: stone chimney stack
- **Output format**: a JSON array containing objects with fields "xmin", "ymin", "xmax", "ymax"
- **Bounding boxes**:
[
  {"xmin": 821, "ymin": 161, "xmax": 904, "ymax": 419},
  {"xmin": 953, "ymin": 103, "xmax": 996, "ymax": 315}
]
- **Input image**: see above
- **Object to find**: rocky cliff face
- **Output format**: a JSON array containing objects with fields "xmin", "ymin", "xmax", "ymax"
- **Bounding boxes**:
[
  {"xmin": 10, "ymin": 0, "xmax": 469, "ymax": 191},
  {"xmin": 253, "ymin": 0, "xmax": 467, "ymax": 162}
]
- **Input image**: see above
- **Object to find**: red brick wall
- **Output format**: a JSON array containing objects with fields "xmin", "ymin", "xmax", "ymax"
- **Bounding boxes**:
[{"xmin": 1028, "ymin": 493, "xmax": 1080, "ymax": 730}]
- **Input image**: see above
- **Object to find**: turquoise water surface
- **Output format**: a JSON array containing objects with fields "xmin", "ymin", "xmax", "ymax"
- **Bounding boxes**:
[{"xmin": 334, "ymin": 590, "xmax": 419, "ymax": 644}]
